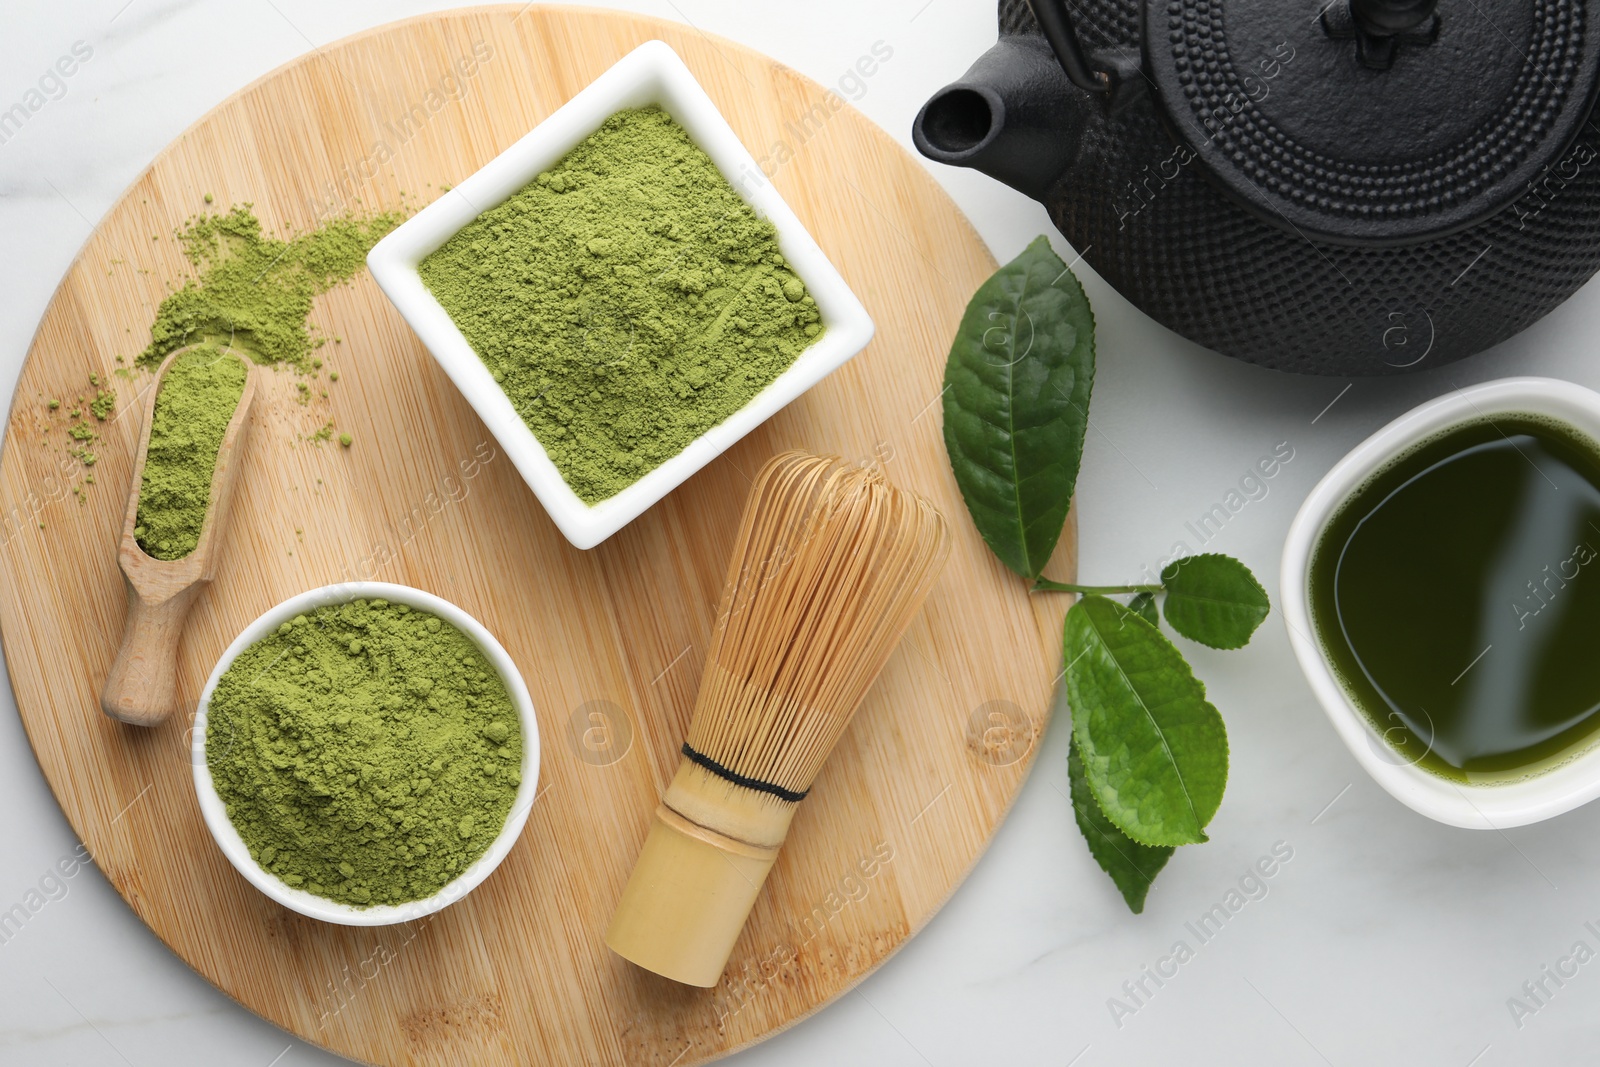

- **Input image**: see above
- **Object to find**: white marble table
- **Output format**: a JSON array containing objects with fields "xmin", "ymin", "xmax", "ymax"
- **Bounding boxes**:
[{"xmin": 3, "ymin": 2, "xmax": 1598, "ymax": 1064}]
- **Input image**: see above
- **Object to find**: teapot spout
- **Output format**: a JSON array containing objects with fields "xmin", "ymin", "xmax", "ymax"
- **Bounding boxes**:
[{"xmin": 912, "ymin": 35, "xmax": 1089, "ymax": 201}]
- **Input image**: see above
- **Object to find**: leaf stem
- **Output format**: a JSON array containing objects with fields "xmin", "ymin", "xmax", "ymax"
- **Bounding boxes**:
[{"xmin": 1033, "ymin": 578, "xmax": 1164, "ymax": 595}]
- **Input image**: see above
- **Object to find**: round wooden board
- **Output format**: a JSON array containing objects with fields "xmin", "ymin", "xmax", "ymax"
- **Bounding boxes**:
[{"xmin": 0, "ymin": 8, "xmax": 1075, "ymax": 1065}]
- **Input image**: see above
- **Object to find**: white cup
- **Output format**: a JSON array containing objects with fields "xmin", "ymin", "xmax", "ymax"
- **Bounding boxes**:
[{"xmin": 1282, "ymin": 377, "xmax": 1600, "ymax": 828}]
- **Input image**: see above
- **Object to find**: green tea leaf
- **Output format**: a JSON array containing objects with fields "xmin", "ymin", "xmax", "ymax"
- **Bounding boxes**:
[
  {"xmin": 1161, "ymin": 553, "xmax": 1271, "ymax": 650},
  {"xmin": 1128, "ymin": 591, "xmax": 1159, "ymax": 628},
  {"xmin": 1068, "ymin": 734, "xmax": 1172, "ymax": 913},
  {"xmin": 942, "ymin": 236, "xmax": 1095, "ymax": 579},
  {"xmin": 1066, "ymin": 595, "xmax": 1228, "ymax": 846}
]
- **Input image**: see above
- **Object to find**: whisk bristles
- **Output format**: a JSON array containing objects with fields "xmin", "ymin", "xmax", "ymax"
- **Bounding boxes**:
[{"xmin": 683, "ymin": 451, "xmax": 950, "ymax": 801}]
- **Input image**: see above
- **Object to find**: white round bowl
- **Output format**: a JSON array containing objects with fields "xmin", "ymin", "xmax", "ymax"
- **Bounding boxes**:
[
  {"xmin": 1282, "ymin": 377, "xmax": 1600, "ymax": 828},
  {"xmin": 192, "ymin": 581, "xmax": 540, "ymax": 924}
]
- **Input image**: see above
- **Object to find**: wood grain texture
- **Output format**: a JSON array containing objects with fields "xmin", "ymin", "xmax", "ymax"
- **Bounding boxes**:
[{"xmin": 0, "ymin": 7, "xmax": 1076, "ymax": 1065}]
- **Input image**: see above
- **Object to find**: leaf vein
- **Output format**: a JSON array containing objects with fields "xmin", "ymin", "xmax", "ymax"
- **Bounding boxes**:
[{"xmin": 1085, "ymin": 609, "xmax": 1204, "ymax": 836}]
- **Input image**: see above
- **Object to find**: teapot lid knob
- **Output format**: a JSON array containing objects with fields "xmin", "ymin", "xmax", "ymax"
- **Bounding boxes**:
[
  {"xmin": 1139, "ymin": 0, "xmax": 1600, "ymax": 245},
  {"xmin": 1349, "ymin": 0, "xmax": 1437, "ymax": 37}
]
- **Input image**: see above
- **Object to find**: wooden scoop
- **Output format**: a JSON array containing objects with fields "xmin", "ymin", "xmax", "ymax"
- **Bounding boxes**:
[{"xmin": 101, "ymin": 345, "xmax": 258, "ymax": 727}]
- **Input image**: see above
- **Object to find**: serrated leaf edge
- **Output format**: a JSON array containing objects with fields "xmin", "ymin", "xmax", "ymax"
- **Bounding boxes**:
[
  {"xmin": 1068, "ymin": 597, "xmax": 1227, "ymax": 848},
  {"xmin": 1160, "ymin": 553, "xmax": 1271, "ymax": 650},
  {"xmin": 1068, "ymin": 735, "xmax": 1172, "ymax": 914},
  {"xmin": 941, "ymin": 236, "xmax": 1094, "ymax": 580}
]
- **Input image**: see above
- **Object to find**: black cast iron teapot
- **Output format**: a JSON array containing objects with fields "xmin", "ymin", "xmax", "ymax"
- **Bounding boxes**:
[{"xmin": 913, "ymin": 0, "xmax": 1600, "ymax": 375}]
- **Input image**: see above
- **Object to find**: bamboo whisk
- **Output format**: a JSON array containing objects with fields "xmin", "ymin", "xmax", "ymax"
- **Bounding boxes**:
[{"xmin": 606, "ymin": 451, "xmax": 950, "ymax": 987}]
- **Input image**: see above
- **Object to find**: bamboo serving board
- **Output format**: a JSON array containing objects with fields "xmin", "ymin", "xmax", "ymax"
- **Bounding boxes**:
[{"xmin": 0, "ymin": 8, "xmax": 1076, "ymax": 1065}]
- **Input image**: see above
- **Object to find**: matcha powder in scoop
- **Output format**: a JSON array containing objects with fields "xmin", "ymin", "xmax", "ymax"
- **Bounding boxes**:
[
  {"xmin": 135, "ymin": 344, "xmax": 248, "ymax": 560},
  {"xmin": 419, "ymin": 106, "xmax": 824, "ymax": 504}
]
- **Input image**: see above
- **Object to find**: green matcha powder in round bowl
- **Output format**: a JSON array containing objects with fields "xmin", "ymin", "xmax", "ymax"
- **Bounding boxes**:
[{"xmin": 197, "ymin": 587, "xmax": 536, "ymax": 920}]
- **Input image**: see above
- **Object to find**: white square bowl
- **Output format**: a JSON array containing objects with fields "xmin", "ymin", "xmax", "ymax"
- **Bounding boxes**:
[
  {"xmin": 1281, "ymin": 377, "xmax": 1600, "ymax": 828},
  {"xmin": 367, "ymin": 40, "xmax": 874, "ymax": 549}
]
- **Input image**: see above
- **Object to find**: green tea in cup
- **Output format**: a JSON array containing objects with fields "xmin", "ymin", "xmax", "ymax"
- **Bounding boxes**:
[{"xmin": 1310, "ymin": 415, "xmax": 1600, "ymax": 782}]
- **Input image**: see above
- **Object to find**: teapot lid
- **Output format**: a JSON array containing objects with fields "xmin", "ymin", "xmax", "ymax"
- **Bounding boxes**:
[{"xmin": 1141, "ymin": 0, "xmax": 1600, "ymax": 245}]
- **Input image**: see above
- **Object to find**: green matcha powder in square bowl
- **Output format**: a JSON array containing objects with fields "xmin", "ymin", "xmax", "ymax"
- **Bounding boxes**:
[
  {"xmin": 367, "ymin": 41, "xmax": 875, "ymax": 549},
  {"xmin": 192, "ymin": 581, "xmax": 540, "ymax": 925}
]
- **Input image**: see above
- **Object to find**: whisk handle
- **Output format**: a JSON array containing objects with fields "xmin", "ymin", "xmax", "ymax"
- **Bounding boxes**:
[{"xmin": 605, "ymin": 803, "xmax": 779, "ymax": 987}]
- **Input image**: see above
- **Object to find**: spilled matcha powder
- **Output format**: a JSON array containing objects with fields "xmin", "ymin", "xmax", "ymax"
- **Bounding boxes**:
[
  {"xmin": 134, "ymin": 345, "xmax": 247, "ymax": 560},
  {"xmin": 89, "ymin": 389, "xmax": 116, "ymax": 420},
  {"xmin": 419, "ymin": 106, "xmax": 823, "ymax": 504},
  {"xmin": 206, "ymin": 598, "xmax": 522, "ymax": 907},
  {"xmin": 140, "ymin": 204, "xmax": 401, "ymax": 370}
]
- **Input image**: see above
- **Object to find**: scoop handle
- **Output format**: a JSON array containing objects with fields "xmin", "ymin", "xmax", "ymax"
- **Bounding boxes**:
[{"xmin": 101, "ymin": 580, "xmax": 202, "ymax": 727}]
